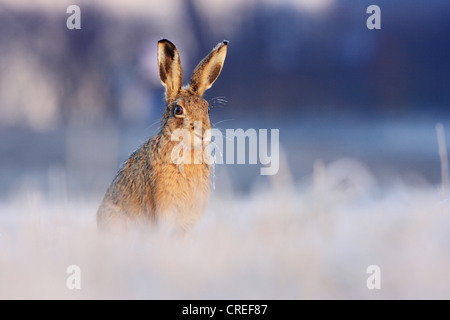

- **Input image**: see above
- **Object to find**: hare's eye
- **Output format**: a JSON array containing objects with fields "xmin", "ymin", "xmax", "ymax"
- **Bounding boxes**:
[
  {"xmin": 174, "ymin": 105, "xmax": 184, "ymax": 117},
  {"xmin": 207, "ymin": 107, "xmax": 211, "ymax": 114}
]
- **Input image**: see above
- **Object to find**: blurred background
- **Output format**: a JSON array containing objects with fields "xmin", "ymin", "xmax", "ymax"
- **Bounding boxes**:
[
  {"xmin": 0, "ymin": 0, "xmax": 449, "ymax": 201},
  {"xmin": 1, "ymin": 0, "xmax": 450, "ymax": 300}
]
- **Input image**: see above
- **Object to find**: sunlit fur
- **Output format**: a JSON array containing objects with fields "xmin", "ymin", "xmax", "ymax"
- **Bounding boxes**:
[{"xmin": 97, "ymin": 39, "xmax": 228, "ymax": 232}]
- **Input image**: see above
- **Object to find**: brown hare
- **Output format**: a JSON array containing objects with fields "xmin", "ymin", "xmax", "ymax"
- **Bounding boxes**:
[{"xmin": 97, "ymin": 39, "xmax": 228, "ymax": 232}]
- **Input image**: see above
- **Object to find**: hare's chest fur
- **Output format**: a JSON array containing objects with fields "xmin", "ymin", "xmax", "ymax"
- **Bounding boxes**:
[{"xmin": 151, "ymin": 158, "xmax": 210, "ymax": 229}]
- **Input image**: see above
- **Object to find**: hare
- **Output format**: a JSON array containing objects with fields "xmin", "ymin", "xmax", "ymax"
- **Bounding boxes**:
[{"xmin": 97, "ymin": 39, "xmax": 228, "ymax": 232}]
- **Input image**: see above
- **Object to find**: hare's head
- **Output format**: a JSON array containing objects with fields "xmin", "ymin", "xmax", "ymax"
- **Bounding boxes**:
[{"xmin": 158, "ymin": 39, "xmax": 228, "ymax": 148}]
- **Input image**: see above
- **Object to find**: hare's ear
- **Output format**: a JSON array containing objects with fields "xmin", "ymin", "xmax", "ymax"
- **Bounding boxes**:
[
  {"xmin": 158, "ymin": 39, "xmax": 183, "ymax": 102},
  {"xmin": 188, "ymin": 41, "xmax": 228, "ymax": 97}
]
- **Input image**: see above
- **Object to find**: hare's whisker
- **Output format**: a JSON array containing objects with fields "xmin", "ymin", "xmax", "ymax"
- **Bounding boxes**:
[
  {"xmin": 211, "ymin": 96, "xmax": 227, "ymax": 101},
  {"xmin": 212, "ymin": 119, "xmax": 234, "ymax": 126},
  {"xmin": 145, "ymin": 119, "xmax": 162, "ymax": 132},
  {"xmin": 210, "ymin": 96, "xmax": 228, "ymax": 105}
]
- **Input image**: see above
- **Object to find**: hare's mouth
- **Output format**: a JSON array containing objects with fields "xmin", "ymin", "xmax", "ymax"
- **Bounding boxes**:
[
  {"xmin": 191, "ymin": 133, "xmax": 204, "ymax": 149},
  {"xmin": 195, "ymin": 132, "xmax": 211, "ymax": 144},
  {"xmin": 194, "ymin": 133, "xmax": 204, "ymax": 140}
]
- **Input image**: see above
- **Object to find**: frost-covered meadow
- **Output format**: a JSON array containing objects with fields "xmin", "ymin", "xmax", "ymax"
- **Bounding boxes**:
[{"xmin": 1, "ymin": 119, "xmax": 449, "ymax": 299}]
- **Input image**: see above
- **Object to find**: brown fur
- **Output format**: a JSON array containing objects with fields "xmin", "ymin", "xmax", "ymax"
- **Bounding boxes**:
[{"xmin": 97, "ymin": 39, "xmax": 228, "ymax": 232}]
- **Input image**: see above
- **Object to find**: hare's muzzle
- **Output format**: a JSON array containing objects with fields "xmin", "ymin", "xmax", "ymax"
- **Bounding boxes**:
[{"xmin": 192, "ymin": 130, "xmax": 210, "ymax": 149}]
